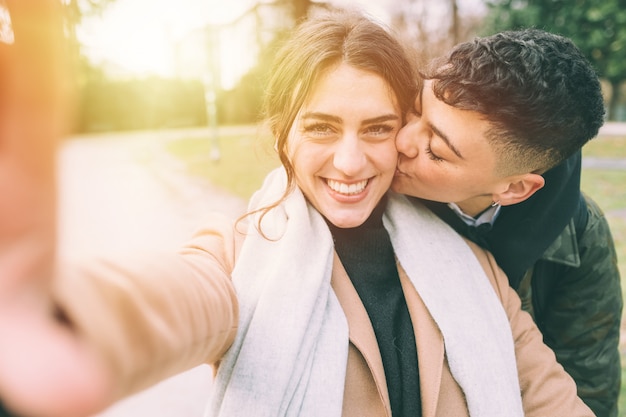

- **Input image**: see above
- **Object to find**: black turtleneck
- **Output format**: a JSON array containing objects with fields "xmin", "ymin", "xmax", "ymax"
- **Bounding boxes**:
[{"xmin": 326, "ymin": 198, "xmax": 421, "ymax": 417}]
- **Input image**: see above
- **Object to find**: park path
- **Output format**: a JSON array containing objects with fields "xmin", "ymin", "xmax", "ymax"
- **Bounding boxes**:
[
  {"xmin": 56, "ymin": 123, "xmax": 626, "ymax": 417},
  {"xmin": 58, "ymin": 127, "xmax": 250, "ymax": 254},
  {"xmin": 57, "ymin": 128, "xmax": 249, "ymax": 417}
]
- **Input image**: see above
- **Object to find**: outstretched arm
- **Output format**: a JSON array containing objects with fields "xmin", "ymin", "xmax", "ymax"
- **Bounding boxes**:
[{"xmin": 0, "ymin": 2, "xmax": 115, "ymax": 415}]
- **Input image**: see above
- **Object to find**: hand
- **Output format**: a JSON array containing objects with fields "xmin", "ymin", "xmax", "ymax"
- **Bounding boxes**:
[
  {"xmin": 0, "ymin": 2, "xmax": 113, "ymax": 416},
  {"xmin": 0, "ymin": 290, "xmax": 114, "ymax": 417}
]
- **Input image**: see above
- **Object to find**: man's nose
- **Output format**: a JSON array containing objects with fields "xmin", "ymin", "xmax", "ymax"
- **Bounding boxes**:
[{"xmin": 396, "ymin": 118, "xmax": 420, "ymax": 159}]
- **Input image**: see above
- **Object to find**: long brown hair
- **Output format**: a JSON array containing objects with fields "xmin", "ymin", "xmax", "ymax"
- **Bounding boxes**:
[{"xmin": 249, "ymin": 10, "xmax": 418, "ymax": 234}]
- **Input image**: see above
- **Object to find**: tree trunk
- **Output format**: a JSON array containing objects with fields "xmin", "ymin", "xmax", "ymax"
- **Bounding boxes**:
[
  {"xmin": 292, "ymin": 0, "xmax": 312, "ymax": 23},
  {"xmin": 450, "ymin": 0, "xmax": 459, "ymax": 44},
  {"xmin": 608, "ymin": 79, "xmax": 622, "ymax": 121}
]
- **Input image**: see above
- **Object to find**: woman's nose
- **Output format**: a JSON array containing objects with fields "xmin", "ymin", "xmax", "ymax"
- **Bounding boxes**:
[{"xmin": 333, "ymin": 135, "xmax": 366, "ymax": 176}]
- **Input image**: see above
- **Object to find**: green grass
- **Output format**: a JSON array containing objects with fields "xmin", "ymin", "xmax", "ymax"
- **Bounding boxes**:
[
  {"xmin": 165, "ymin": 128, "xmax": 626, "ymax": 413},
  {"xmin": 580, "ymin": 168, "xmax": 626, "ymax": 282},
  {"xmin": 581, "ymin": 135, "xmax": 626, "ymax": 299},
  {"xmin": 583, "ymin": 135, "xmax": 626, "ymax": 159},
  {"xmin": 165, "ymin": 128, "xmax": 279, "ymax": 199}
]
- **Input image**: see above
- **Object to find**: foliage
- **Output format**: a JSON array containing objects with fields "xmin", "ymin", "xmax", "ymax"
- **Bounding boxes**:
[
  {"xmin": 68, "ymin": 0, "xmax": 345, "ymax": 131},
  {"xmin": 483, "ymin": 0, "xmax": 626, "ymax": 120},
  {"xmin": 62, "ymin": 0, "xmax": 114, "ymax": 25},
  {"xmin": 61, "ymin": 0, "xmax": 117, "ymax": 57},
  {"xmin": 216, "ymin": 28, "xmax": 291, "ymax": 125},
  {"xmin": 214, "ymin": 0, "xmax": 339, "ymax": 125},
  {"xmin": 389, "ymin": 0, "xmax": 485, "ymax": 66},
  {"xmin": 75, "ymin": 77, "xmax": 207, "ymax": 133}
]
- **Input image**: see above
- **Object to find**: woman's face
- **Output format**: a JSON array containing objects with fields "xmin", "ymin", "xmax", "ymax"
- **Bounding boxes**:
[{"xmin": 287, "ymin": 63, "xmax": 401, "ymax": 228}]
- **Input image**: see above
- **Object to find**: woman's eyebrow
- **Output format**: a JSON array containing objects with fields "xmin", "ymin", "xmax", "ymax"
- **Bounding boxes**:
[
  {"xmin": 301, "ymin": 112, "xmax": 399, "ymax": 125},
  {"xmin": 301, "ymin": 112, "xmax": 342, "ymax": 123},
  {"xmin": 363, "ymin": 114, "xmax": 400, "ymax": 124}
]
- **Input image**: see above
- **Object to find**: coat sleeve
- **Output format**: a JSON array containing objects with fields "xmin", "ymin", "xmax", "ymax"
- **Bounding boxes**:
[
  {"xmin": 534, "ymin": 195, "xmax": 622, "ymax": 417},
  {"xmin": 53, "ymin": 214, "xmax": 240, "ymax": 403},
  {"xmin": 466, "ymin": 239, "xmax": 596, "ymax": 417}
]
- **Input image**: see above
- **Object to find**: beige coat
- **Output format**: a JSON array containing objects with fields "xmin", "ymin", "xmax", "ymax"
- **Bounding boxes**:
[{"xmin": 56, "ymin": 215, "xmax": 593, "ymax": 417}]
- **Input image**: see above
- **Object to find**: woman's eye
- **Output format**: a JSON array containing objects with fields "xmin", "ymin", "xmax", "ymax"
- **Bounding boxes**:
[
  {"xmin": 303, "ymin": 123, "xmax": 334, "ymax": 136},
  {"xmin": 365, "ymin": 124, "xmax": 394, "ymax": 137},
  {"xmin": 425, "ymin": 144, "xmax": 444, "ymax": 162}
]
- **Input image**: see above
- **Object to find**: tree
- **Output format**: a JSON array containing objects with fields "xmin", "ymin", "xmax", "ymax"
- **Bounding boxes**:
[
  {"xmin": 390, "ymin": 0, "xmax": 485, "ymax": 67},
  {"xmin": 61, "ymin": 0, "xmax": 116, "ymax": 64},
  {"xmin": 288, "ymin": 0, "xmax": 316, "ymax": 22},
  {"xmin": 213, "ymin": 0, "xmax": 334, "ymax": 124},
  {"xmin": 484, "ymin": 0, "xmax": 626, "ymax": 120}
]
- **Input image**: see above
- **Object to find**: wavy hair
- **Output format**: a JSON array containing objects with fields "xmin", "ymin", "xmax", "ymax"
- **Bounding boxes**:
[
  {"xmin": 424, "ymin": 28, "xmax": 604, "ymax": 174},
  {"xmin": 247, "ymin": 9, "xmax": 418, "ymax": 234}
]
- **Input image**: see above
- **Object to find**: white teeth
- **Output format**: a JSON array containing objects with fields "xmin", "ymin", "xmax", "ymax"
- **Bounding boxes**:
[{"xmin": 327, "ymin": 179, "xmax": 368, "ymax": 195}]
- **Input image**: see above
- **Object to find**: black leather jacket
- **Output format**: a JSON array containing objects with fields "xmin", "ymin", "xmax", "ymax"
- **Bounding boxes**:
[{"xmin": 417, "ymin": 151, "xmax": 622, "ymax": 417}]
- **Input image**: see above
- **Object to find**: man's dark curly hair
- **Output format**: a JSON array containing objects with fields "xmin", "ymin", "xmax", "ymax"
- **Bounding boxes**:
[{"xmin": 423, "ymin": 28, "xmax": 605, "ymax": 174}]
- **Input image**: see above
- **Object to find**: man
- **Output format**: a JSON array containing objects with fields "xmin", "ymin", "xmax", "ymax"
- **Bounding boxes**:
[{"xmin": 393, "ymin": 28, "xmax": 622, "ymax": 417}]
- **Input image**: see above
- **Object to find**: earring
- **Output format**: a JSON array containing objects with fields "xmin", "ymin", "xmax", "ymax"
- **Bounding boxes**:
[{"xmin": 491, "ymin": 201, "xmax": 500, "ymax": 207}]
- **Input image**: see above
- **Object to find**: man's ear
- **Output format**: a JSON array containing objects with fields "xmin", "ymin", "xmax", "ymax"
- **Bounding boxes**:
[{"xmin": 495, "ymin": 173, "xmax": 545, "ymax": 206}]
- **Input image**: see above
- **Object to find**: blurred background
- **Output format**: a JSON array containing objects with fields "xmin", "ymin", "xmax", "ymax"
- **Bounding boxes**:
[
  {"xmin": 2, "ymin": 1, "xmax": 625, "ymax": 416},
  {"xmin": 4, "ymin": 0, "xmax": 623, "ymax": 135}
]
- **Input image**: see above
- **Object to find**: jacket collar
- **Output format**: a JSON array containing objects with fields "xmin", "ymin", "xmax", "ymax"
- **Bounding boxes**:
[
  {"xmin": 540, "ymin": 219, "xmax": 581, "ymax": 267},
  {"xmin": 399, "ymin": 267, "xmax": 444, "ymax": 417},
  {"xmin": 331, "ymin": 253, "xmax": 391, "ymax": 414},
  {"xmin": 331, "ymin": 252, "xmax": 447, "ymax": 417}
]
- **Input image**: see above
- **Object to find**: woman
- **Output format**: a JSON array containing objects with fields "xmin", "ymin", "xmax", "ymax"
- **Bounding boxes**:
[{"xmin": 2, "ymin": 10, "xmax": 591, "ymax": 417}]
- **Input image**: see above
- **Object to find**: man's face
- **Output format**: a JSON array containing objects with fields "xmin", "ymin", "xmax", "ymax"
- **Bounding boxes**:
[{"xmin": 392, "ymin": 80, "xmax": 507, "ymax": 215}]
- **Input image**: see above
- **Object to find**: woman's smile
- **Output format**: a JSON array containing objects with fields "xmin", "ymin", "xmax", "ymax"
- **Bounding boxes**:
[{"xmin": 326, "ymin": 178, "xmax": 369, "ymax": 196}]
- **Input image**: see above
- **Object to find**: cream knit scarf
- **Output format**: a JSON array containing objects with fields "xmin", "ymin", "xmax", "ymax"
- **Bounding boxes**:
[{"xmin": 205, "ymin": 168, "xmax": 523, "ymax": 417}]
